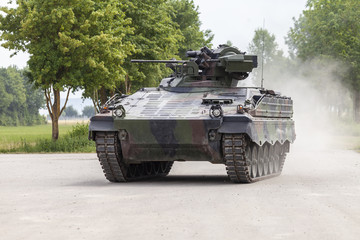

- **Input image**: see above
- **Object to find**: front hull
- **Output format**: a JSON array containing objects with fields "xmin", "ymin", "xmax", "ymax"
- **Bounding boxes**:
[
  {"xmin": 110, "ymin": 117, "xmax": 295, "ymax": 164},
  {"xmin": 115, "ymin": 119, "xmax": 222, "ymax": 163}
]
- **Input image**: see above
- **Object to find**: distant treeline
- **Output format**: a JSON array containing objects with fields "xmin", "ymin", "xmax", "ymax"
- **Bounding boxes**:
[{"xmin": 0, "ymin": 67, "xmax": 45, "ymax": 126}]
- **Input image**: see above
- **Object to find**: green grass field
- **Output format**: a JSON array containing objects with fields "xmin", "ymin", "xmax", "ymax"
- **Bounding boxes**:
[
  {"xmin": 0, "ymin": 121, "xmax": 95, "ymax": 153},
  {"xmin": 0, "ymin": 124, "xmax": 74, "ymax": 149}
]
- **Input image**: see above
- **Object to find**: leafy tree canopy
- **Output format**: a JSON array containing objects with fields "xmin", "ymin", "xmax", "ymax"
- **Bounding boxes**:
[
  {"xmin": 168, "ymin": 0, "xmax": 214, "ymax": 59},
  {"xmin": 112, "ymin": 0, "xmax": 214, "ymax": 97},
  {"xmin": 83, "ymin": 0, "xmax": 186, "ymax": 108},
  {"xmin": 120, "ymin": 0, "xmax": 183, "ymax": 94}
]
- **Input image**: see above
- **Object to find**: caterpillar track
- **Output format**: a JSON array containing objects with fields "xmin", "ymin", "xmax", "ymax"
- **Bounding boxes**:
[
  {"xmin": 223, "ymin": 134, "xmax": 287, "ymax": 183},
  {"xmin": 95, "ymin": 132, "xmax": 173, "ymax": 182}
]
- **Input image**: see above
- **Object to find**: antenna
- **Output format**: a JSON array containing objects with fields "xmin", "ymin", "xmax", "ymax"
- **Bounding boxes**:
[{"xmin": 261, "ymin": 19, "xmax": 265, "ymax": 88}]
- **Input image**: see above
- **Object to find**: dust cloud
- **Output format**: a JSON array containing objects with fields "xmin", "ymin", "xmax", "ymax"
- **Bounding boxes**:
[{"xmin": 253, "ymin": 58, "xmax": 352, "ymax": 151}]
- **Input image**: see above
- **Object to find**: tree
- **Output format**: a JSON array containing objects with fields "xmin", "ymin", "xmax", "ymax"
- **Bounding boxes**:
[
  {"xmin": 63, "ymin": 105, "xmax": 78, "ymax": 118},
  {"xmin": 287, "ymin": 0, "xmax": 360, "ymax": 121},
  {"xmin": 22, "ymin": 68, "xmax": 46, "ymax": 125},
  {"xmin": 0, "ymin": 67, "xmax": 25, "ymax": 126},
  {"xmin": 82, "ymin": 105, "xmax": 95, "ymax": 118},
  {"xmin": 122, "ymin": 0, "xmax": 214, "ymax": 90},
  {"xmin": 0, "ymin": 67, "xmax": 44, "ymax": 126},
  {"xmin": 248, "ymin": 28, "xmax": 282, "ymax": 65},
  {"xmin": 248, "ymin": 28, "xmax": 284, "ymax": 85},
  {"xmin": 168, "ymin": 0, "xmax": 214, "ymax": 59},
  {"xmin": 83, "ymin": 0, "xmax": 183, "ymax": 112},
  {"xmin": 0, "ymin": 0, "xmax": 133, "ymax": 139},
  {"xmin": 121, "ymin": 0, "xmax": 183, "ymax": 93}
]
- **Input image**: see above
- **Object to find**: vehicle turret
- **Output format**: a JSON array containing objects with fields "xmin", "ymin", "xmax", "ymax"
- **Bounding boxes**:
[{"xmin": 132, "ymin": 45, "xmax": 258, "ymax": 88}]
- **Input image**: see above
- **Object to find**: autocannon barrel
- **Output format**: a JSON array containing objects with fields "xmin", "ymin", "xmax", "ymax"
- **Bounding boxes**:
[
  {"xmin": 186, "ymin": 50, "xmax": 201, "ymax": 58},
  {"xmin": 131, "ymin": 59, "xmax": 186, "ymax": 63}
]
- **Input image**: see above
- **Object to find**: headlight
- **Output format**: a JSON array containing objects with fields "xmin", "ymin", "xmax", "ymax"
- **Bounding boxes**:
[
  {"xmin": 209, "ymin": 105, "xmax": 223, "ymax": 118},
  {"xmin": 114, "ymin": 109, "xmax": 123, "ymax": 117},
  {"xmin": 113, "ymin": 105, "xmax": 126, "ymax": 119},
  {"xmin": 213, "ymin": 108, "xmax": 221, "ymax": 117}
]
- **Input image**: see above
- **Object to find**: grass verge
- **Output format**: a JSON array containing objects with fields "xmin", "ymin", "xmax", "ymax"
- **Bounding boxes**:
[
  {"xmin": 0, "ymin": 123, "xmax": 95, "ymax": 153},
  {"xmin": 0, "ymin": 124, "xmax": 74, "ymax": 149}
]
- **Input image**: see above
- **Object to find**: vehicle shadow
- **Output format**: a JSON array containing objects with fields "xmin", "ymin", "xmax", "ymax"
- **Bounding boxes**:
[
  {"xmin": 148, "ymin": 175, "xmax": 230, "ymax": 185},
  {"xmin": 68, "ymin": 175, "xmax": 233, "ymax": 187}
]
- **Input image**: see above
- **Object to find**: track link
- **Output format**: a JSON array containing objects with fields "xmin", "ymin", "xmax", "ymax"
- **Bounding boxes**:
[
  {"xmin": 95, "ymin": 131, "xmax": 173, "ymax": 182},
  {"xmin": 223, "ymin": 134, "xmax": 251, "ymax": 183},
  {"xmin": 223, "ymin": 134, "xmax": 288, "ymax": 183},
  {"xmin": 96, "ymin": 132, "xmax": 126, "ymax": 182}
]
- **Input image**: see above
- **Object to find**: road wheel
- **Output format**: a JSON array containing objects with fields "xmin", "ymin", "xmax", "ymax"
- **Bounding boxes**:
[
  {"xmin": 250, "ymin": 144, "xmax": 258, "ymax": 179},
  {"xmin": 257, "ymin": 145, "xmax": 264, "ymax": 177},
  {"xmin": 263, "ymin": 144, "xmax": 269, "ymax": 176}
]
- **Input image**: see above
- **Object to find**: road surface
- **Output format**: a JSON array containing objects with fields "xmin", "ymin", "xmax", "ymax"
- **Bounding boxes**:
[{"xmin": 0, "ymin": 144, "xmax": 359, "ymax": 240}]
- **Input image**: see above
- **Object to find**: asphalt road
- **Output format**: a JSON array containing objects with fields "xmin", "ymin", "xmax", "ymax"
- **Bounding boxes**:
[{"xmin": 0, "ymin": 144, "xmax": 359, "ymax": 240}]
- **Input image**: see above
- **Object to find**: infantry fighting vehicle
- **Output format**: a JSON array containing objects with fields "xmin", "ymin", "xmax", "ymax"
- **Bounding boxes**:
[{"xmin": 89, "ymin": 45, "xmax": 296, "ymax": 183}]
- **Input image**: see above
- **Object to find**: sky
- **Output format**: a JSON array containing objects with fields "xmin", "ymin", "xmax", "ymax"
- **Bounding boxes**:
[{"xmin": 193, "ymin": 0, "xmax": 307, "ymax": 53}]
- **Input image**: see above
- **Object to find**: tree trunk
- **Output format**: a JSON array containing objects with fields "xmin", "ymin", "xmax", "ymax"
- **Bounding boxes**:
[
  {"xmin": 45, "ymin": 87, "xmax": 71, "ymax": 141},
  {"xmin": 354, "ymin": 90, "xmax": 360, "ymax": 123},
  {"xmin": 91, "ymin": 90, "xmax": 100, "ymax": 113},
  {"xmin": 52, "ymin": 117, "xmax": 59, "ymax": 140},
  {"xmin": 125, "ymin": 74, "xmax": 131, "ymax": 94},
  {"xmin": 99, "ymin": 87, "xmax": 107, "ymax": 106},
  {"xmin": 51, "ymin": 89, "xmax": 61, "ymax": 140}
]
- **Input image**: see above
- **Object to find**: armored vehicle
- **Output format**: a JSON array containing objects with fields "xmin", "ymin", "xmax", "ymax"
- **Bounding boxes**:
[{"xmin": 89, "ymin": 45, "xmax": 296, "ymax": 183}]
